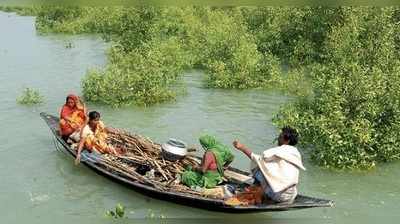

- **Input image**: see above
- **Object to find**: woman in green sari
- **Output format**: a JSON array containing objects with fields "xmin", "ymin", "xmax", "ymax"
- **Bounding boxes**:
[{"xmin": 181, "ymin": 135, "xmax": 234, "ymax": 189}]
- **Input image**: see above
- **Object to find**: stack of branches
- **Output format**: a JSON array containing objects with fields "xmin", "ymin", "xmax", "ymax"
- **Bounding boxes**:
[{"xmin": 100, "ymin": 127, "xmax": 202, "ymax": 195}]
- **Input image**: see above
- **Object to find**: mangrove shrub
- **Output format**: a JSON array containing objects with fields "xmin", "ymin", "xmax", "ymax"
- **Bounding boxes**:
[
  {"xmin": 27, "ymin": 6, "xmax": 400, "ymax": 168},
  {"xmin": 34, "ymin": 6, "xmax": 285, "ymax": 106},
  {"xmin": 274, "ymin": 8, "xmax": 400, "ymax": 169},
  {"xmin": 82, "ymin": 37, "xmax": 188, "ymax": 106}
]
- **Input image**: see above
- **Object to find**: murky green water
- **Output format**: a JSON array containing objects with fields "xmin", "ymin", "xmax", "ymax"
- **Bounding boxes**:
[{"xmin": 1, "ymin": 11, "xmax": 399, "ymax": 224}]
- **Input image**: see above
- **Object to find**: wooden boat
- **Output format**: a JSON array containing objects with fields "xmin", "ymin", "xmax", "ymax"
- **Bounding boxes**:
[{"xmin": 40, "ymin": 112, "xmax": 334, "ymax": 213}]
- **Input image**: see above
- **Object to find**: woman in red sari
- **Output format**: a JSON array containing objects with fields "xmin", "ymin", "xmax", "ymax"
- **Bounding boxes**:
[{"xmin": 59, "ymin": 94, "xmax": 87, "ymax": 142}]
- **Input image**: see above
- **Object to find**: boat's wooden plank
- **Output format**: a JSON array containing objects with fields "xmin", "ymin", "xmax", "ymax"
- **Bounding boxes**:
[{"xmin": 224, "ymin": 169, "xmax": 254, "ymax": 185}]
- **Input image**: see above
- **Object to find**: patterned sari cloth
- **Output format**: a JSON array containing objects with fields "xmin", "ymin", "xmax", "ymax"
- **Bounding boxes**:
[
  {"xmin": 59, "ymin": 94, "xmax": 86, "ymax": 137},
  {"xmin": 81, "ymin": 121, "xmax": 118, "ymax": 155},
  {"xmin": 181, "ymin": 135, "xmax": 234, "ymax": 189}
]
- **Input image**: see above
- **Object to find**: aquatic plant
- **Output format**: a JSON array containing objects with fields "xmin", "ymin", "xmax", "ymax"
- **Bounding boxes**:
[
  {"xmin": 16, "ymin": 88, "xmax": 44, "ymax": 105},
  {"xmin": 146, "ymin": 209, "xmax": 155, "ymax": 219},
  {"xmin": 105, "ymin": 203, "xmax": 125, "ymax": 219},
  {"xmin": 65, "ymin": 42, "xmax": 73, "ymax": 48},
  {"xmin": 146, "ymin": 209, "xmax": 166, "ymax": 219}
]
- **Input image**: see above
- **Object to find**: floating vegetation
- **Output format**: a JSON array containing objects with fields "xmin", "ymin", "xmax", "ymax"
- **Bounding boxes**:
[
  {"xmin": 146, "ymin": 209, "xmax": 155, "ymax": 219},
  {"xmin": 65, "ymin": 42, "xmax": 73, "ymax": 48},
  {"xmin": 16, "ymin": 88, "xmax": 44, "ymax": 105},
  {"xmin": 105, "ymin": 203, "xmax": 125, "ymax": 219},
  {"xmin": 146, "ymin": 209, "xmax": 167, "ymax": 219},
  {"xmin": 105, "ymin": 203, "xmax": 166, "ymax": 219}
]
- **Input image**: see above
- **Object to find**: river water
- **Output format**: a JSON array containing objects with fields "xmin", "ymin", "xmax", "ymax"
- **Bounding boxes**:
[{"xmin": 0, "ymin": 11, "xmax": 399, "ymax": 224}]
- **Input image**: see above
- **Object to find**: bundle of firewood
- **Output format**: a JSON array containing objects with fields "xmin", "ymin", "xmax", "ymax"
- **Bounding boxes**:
[{"xmin": 100, "ymin": 128, "xmax": 202, "ymax": 195}]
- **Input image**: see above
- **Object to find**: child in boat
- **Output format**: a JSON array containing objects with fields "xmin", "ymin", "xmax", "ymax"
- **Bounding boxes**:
[
  {"xmin": 181, "ymin": 135, "xmax": 234, "ymax": 189},
  {"xmin": 75, "ymin": 111, "xmax": 121, "ymax": 165},
  {"xmin": 232, "ymin": 126, "xmax": 305, "ymax": 204},
  {"xmin": 59, "ymin": 94, "xmax": 87, "ymax": 142}
]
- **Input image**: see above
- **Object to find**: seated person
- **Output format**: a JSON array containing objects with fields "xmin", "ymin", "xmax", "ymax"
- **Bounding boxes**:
[
  {"xmin": 181, "ymin": 135, "xmax": 234, "ymax": 189},
  {"xmin": 75, "ymin": 111, "xmax": 120, "ymax": 165},
  {"xmin": 232, "ymin": 126, "xmax": 306, "ymax": 204},
  {"xmin": 59, "ymin": 94, "xmax": 87, "ymax": 142}
]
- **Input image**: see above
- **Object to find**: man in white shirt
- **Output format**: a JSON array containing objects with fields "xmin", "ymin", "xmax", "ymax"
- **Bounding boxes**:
[{"xmin": 233, "ymin": 126, "xmax": 306, "ymax": 203}]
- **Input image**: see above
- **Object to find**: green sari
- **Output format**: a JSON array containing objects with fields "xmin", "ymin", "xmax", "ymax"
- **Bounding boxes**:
[{"xmin": 181, "ymin": 135, "xmax": 234, "ymax": 189}]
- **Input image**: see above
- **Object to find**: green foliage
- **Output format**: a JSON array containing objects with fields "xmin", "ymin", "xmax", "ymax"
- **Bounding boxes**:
[
  {"xmin": 146, "ymin": 209, "xmax": 166, "ymax": 219},
  {"xmin": 35, "ymin": 6, "xmax": 286, "ymax": 106},
  {"xmin": 82, "ymin": 37, "xmax": 187, "ymax": 106},
  {"xmin": 195, "ymin": 9, "xmax": 281, "ymax": 89},
  {"xmin": 242, "ymin": 7, "xmax": 344, "ymax": 67},
  {"xmin": 105, "ymin": 203, "xmax": 125, "ymax": 219},
  {"xmin": 0, "ymin": 6, "xmax": 39, "ymax": 15},
  {"xmin": 35, "ymin": 6, "xmax": 84, "ymax": 33},
  {"xmin": 274, "ymin": 7, "xmax": 400, "ymax": 169},
  {"xmin": 31, "ymin": 6, "xmax": 400, "ymax": 168},
  {"xmin": 16, "ymin": 88, "xmax": 44, "ymax": 105}
]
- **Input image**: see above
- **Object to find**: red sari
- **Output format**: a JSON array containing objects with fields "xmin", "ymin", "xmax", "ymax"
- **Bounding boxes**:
[{"xmin": 59, "ymin": 94, "xmax": 86, "ymax": 137}]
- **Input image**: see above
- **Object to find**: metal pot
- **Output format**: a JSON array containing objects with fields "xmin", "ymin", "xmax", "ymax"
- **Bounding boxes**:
[{"xmin": 161, "ymin": 138, "xmax": 188, "ymax": 161}]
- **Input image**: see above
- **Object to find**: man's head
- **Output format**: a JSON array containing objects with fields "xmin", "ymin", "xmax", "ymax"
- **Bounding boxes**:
[
  {"xmin": 278, "ymin": 126, "xmax": 298, "ymax": 146},
  {"xmin": 88, "ymin": 111, "xmax": 100, "ymax": 127}
]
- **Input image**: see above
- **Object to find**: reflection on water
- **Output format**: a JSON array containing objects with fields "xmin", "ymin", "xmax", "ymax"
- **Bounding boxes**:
[{"xmin": 1, "ymin": 11, "xmax": 400, "ymax": 223}]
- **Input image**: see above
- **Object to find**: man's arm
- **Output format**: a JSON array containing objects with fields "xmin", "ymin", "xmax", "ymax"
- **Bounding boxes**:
[
  {"xmin": 75, "ymin": 136, "xmax": 86, "ymax": 165},
  {"xmin": 233, "ymin": 140, "xmax": 252, "ymax": 159}
]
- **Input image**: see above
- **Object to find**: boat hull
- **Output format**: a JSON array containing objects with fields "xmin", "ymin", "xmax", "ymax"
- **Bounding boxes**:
[{"xmin": 40, "ymin": 112, "xmax": 334, "ymax": 213}]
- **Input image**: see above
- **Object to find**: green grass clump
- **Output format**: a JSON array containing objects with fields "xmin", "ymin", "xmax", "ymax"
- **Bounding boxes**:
[{"xmin": 16, "ymin": 88, "xmax": 44, "ymax": 105}]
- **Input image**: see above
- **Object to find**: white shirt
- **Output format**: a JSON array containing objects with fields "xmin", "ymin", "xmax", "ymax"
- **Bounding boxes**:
[{"xmin": 250, "ymin": 145, "xmax": 305, "ymax": 193}]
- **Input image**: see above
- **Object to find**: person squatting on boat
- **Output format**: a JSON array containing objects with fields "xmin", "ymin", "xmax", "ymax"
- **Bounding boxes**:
[
  {"xmin": 181, "ymin": 135, "xmax": 234, "ymax": 189},
  {"xmin": 59, "ymin": 94, "xmax": 87, "ymax": 142},
  {"xmin": 75, "ymin": 111, "xmax": 121, "ymax": 165},
  {"xmin": 232, "ymin": 126, "xmax": 306, "ymax": 204}
]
